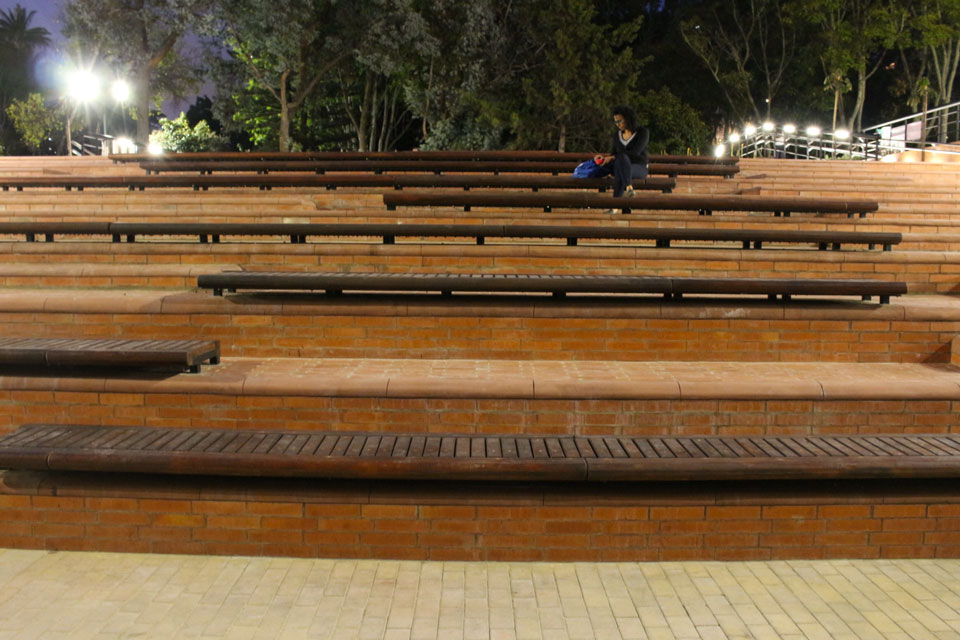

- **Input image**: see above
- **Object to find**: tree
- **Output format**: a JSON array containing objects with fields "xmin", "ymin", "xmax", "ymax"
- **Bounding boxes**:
[
  {"xmin": 911, "ymin": 0, "xmax": 960, "ymax": 107},
  {"xmin": 681, "ymin": 0, "xmax": 803, "ymax": 123},
  {"xmin": 62, "ymin": 0, "xmax": 203, "ymax": 146},
  {"xmin": 635, "ymin": 87, "xmax": 713, "ymax": 154},
  {"xmin": 0, "ymin": 5, "xmax": 51, "ymax": 152},
  {"xmin": 149, "ymin": 112, "xmax": 224, "ymax": 152},
  {"xmin": 801, "ymin": 0, "xmax": 906, "ymax": 131},
  {"xmin": 6, "ymin": 93, "xmax": 63, "ymax": 152},
  {"xmin": 203, "ymin": 0, "xmax": 363, "ymax": 151},
  {"xmin": 477, "ymin": 0, "xmax": 644, "ymax": 152},
  {"xmin": 399, "ymin": 0, "xmax": 503, "ymax": 143}
]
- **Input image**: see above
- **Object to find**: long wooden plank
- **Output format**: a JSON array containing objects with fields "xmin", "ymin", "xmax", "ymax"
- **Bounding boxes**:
[
  {"xmin": 0, "ymin": 221, "xmax": 900, "ymax": 251},
  {"xmin": 197, "ymin": 270, "xmax": 906, "ymax": 304},
  {"xmin": 4, "ymin": 426, "xmax": 960, "ymax": 482}
]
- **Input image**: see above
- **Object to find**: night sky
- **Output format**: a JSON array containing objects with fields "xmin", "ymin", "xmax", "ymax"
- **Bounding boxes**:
[{"xmin": 4, "ymin": 0, "xmax": 63, "ymax": 45}]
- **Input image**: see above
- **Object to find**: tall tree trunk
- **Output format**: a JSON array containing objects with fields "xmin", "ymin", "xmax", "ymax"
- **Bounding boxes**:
[
  {"xmin": 368, "ymin": 77, "xmax": 379, "ymax": 152},
  {"xmin": 134, "ymin": 68, "xmax": 151, "ymax": 148},
  {"xmin": 558, "ymin": 122, "xmax": 567, "ymax": 153},
  {"xmin": 357, "ymin": 74, "xmax": 374, "ymax": 152},
  {"xmin": 278, "ymin": 71, "xmax": 291, "ymax": 152},
  {"xmin": 421, "ymin": 60, "xmax": 433, "ymax": 141}
]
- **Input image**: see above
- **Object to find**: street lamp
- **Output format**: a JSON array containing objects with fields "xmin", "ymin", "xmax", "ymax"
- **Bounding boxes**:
[
  {"xmin": 111, "ymin": 79, "xmax": 130, "ymax": 103},
  {"xmin": 64, "ymin": 69, "xmax": 100, "ymax": 155}
]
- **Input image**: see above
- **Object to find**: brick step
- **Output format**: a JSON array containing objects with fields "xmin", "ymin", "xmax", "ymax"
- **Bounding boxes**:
[
  {"xmin": 1, "ymin": 357, "xmax": 958, "ymax": 436},
  {"xmin": 0, "ymin": 289, "xmax": 955, "ymax": 363},
  {"xmin": 1, "ymin": 468, "xmax": 956, "ymax": 560},
  {"xmin": 0, "ymin": 244, "xmax": 953, "ymax": 293}
]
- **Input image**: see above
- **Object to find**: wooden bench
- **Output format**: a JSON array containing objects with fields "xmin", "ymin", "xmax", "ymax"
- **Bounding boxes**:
[
  {"xmin": 111, "ymin": 150, "xmax": 739, "ymax": 165},
  {"xmin": 0, "ymin": 221, "xmax": 901, "ymax": 251},
  {"xmin": 135, "ymin": 160, "xmax": 740, "ymax": 179},
  {"xmin": 382, "ymin": 191, "xmax": 879, "ymax": 218},
  {"xmin": 0, "ymin": 338, "xmax": 220, "ymax": 373},
  {"xmin": 0, "ymin": 174, "xmax": 675, "ymax": 193},
  {"xmin": 196, "ymin": 271, "xmax": 907, "ymax": 304},
  {"xmin": 1, "ymin": 424, "xmax": 957, "ymax": 482}
]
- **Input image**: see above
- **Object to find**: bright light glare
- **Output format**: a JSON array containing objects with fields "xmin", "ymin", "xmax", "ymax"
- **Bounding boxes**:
[
  {"xmin": 806, "ymin": 125, "xmax": 821, "ymax": 137},
  {"xmin": 782, "ymin": 123, "xmax": 796, "ymax": 134},
  {"xmin": 113, "ymin": 137, "xmax": 137, "ymax": 154},
  {"xmin": 147, "ymin": 142, "xmax": 164, "ymax": 155},
  {"xmin": 111, "ymin": 79, "xmax": 130, "ymax": 103},
  {"xmin": 743, "ymin": 125, "xmax": 757, "ymax": 137},
  {"xmin": 834, "ymin": 128, "xmax": 850, "ymax": 139},
  {"xmin": 728, "ymin": 132, "xmax": 741, "ymax": 143},
  {"xmin": 713, "ymin": 144, "xmax": 726, "ymax": 158},
  {"xmin": 67, "ymin": 70, "xmax": 100, "ymax": 103},
  {"xmin": 762, "ymin": 121, "xmax": 775, "ymax": 132}
]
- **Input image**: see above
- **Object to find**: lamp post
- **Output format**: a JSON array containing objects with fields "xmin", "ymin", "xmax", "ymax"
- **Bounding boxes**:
[
  {"xmin": 108, "ymin": 79, "xmax": 130, "ymax": 136},
  {"xmin": 64, "ymin": 69, "xmax": 100, "ymax": 156}
]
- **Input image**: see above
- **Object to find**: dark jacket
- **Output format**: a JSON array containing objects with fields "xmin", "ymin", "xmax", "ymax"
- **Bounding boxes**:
[{"xmin": 610, "ymin": 127, "xmax": 649, "ymax": 166}]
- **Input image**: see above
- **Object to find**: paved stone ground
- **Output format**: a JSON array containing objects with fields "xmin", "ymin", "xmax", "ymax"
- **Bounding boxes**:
[{"xmin": 0, "ymin": 550, "xmax": 957, "ymax": 639}]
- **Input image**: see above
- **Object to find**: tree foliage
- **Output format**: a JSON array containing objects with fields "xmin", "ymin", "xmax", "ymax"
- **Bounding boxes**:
[
  {"xmin": 5, "ymin": 93, "xmax": 63, "ymax": 152},
  {"xmin": 498, "ymin": 0, "xmax": 645, "ymax": 152},
  {"xmin": 62, "ymin": 0, "xmax": 204, "ymax": 145},
  {"xmin": 0, "ymin": 5, "xmax": 51, "ymax": 154},
  {"xmin": 149, "ymin": 112, "xmax": 224, "ymax": 152},
  {"xmin": 681, "ymin": 0, "xmax": 804, "ymax": 123}
]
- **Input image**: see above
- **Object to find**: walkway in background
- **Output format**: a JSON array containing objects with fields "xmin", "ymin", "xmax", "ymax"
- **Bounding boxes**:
[{"xmin": 0, "ymin": 550, "xmax": 957, "ymax": 639}]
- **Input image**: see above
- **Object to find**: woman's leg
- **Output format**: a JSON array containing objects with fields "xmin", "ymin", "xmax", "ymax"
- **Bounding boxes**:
[{"xmin": 612, "ymin": 154, "xmax": 632, "ymax": 197}]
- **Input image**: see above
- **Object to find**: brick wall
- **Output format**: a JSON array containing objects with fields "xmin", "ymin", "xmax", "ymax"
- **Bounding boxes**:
[
  {"xmin": 1, "ymin": 303, "xmax": 954, "ymax": 363},
  {"xmin": 0, "ymin": 391, "xmax": 956, "ymax": 437},
  {"xmin": 1, "ymin": 472, "xmax": 957, "ymax": 561}
]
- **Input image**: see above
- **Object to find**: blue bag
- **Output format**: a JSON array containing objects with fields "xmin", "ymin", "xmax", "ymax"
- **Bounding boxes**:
[{"xmin": 573, "ymin": 159, "xmax": 607, "ymax": 178}]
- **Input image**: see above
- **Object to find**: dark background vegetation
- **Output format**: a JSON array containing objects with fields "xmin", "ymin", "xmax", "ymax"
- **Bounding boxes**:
[{"xmin": 2, "ymin": 0, "xmax": 958, "ymax": 155}]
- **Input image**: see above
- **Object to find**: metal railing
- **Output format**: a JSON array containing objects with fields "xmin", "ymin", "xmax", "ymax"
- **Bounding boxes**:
[
  {"xmin": 731, "ymin": 129, "xmax": 882, "ymax": 161},
  {"xmin": 865, "ymin": 101, "xmax": 960, "ymax": 148}
]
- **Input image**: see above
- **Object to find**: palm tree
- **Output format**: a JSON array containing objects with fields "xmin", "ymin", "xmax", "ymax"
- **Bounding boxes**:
[{"xmin": 0, "ymin": 5, "xmax": 52, "ymax": 132}]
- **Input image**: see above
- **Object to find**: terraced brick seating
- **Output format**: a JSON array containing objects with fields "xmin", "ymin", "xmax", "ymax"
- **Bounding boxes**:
[
  {"xmin": 197, "ymin": 271, "xmax": 906, "ymax": 303},
  {"xmin": 135, "ymin": 159, "xmax": 739, "ymax": 179},
  {"xmin": 382, "ymin": 191, "xmax": 880, "ymax": 218},
  {"xmin": 0, "ymin": 338, "xmax": 220, "ymax": 373},
  {"xmin": 110, "ymin": 150, "xmax": 739, "ymax": 164},
  {"xmin": 2, "ymin": 425, "xmax": 958, "ymax": 482},
  {"xmin": 0, "ymin": 174, "xmax": 676, "ymax": 193},
  {"xmin": 0, "ymin": 221, "xmax": 901, "ymax": 250}
]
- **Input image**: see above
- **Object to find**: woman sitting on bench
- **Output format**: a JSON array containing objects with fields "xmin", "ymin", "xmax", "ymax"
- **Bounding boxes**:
[{"xmin": 594, "ymin": 105, "xmax": 649, "ymax": 213}]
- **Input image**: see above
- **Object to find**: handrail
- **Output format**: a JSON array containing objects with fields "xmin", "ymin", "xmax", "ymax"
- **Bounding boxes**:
[{"xmin": 866, "ymin": 100, "xmax": 960, "ymax": 132}]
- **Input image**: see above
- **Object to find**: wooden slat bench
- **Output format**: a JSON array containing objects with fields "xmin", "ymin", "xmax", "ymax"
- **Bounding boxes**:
[
  {"xmin": 0, "ymin": 339, "xmax": 220, "ymax": 373},
  {"xmin": 0, "ymin": 174, "xmax": 675, "ymax": 193},
  {"xmin": 196, "ymin": 271, "xmax": 907, "ymax": 304},
  {"xmin": 382, "ymin": 191, "xmax": 879, "ymax": 218},
  {"xmin": 0, "ymin": 221, "xmax": 901, "ymax": 251},
  {"xmin": 135, "ymin": 160, "xmax": 740, "ymax": 179},
  {"xmin": 110, "ymin": 150, "xmax": 739, "ymax": 165},
  {"xmin": 1, "ymin": 425, "xmax": 958, "ymax": 482}
]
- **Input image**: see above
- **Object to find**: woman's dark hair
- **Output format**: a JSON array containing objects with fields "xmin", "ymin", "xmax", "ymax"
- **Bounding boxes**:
[{"xmin": 611, "ymin": 105, "xmax": 639, "ymax": 131}]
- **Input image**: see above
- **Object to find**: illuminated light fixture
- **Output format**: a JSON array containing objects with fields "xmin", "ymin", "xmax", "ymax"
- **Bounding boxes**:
[
  {"xmin": 762, "ymin": 121, "xmax": 775, "ymax": 132},
  {"xmin": 782, "ymin": 123, "xmax": 796, "ymax": 134},
  {"xmin": 713, "ymin": 144, "xmax": 726, "ymax": 158},
  {"xmin": 147, "ymin": 142, "xmax": 164, "ymax": 155},
  {"xmin": 743, "ymin": 125, "xmax": 757, "ymax": 137},
  {"xmin": 834, "ymin": 128, "xmax": 850, "ymax": 139},
  {"xmin": 806, "ymin": 125, "xmax": 821, "ymax": 137},
  {"xmin": 111, "ymin": 79, "xmax": 130, "ymax": 103},
  {"xmin": 113, "ymin": 137, "xmax": 136, "ymax": 154},
  {"xmin": 728, "ymin": 132, "xmax": 741, "ymax": 143},
  {"xmin": 66, "ymin": 69, "xmax": 100, "ymax": 103}
]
